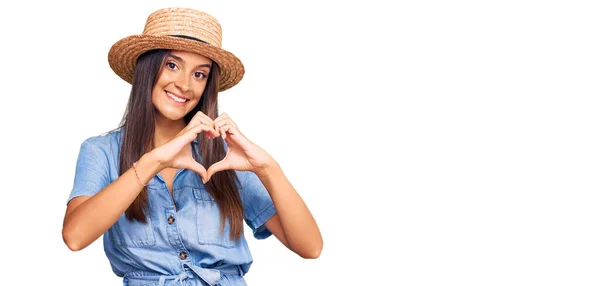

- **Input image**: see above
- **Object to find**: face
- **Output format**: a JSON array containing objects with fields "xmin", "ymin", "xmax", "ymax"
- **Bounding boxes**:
[{"xmin": 152, "ymin": 50, "xmax": 213, "ymax": 122}]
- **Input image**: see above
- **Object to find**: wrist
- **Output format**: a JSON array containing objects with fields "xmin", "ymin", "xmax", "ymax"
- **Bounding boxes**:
[
  {"xmin": 145, "ymin": 150, "xmax": 167, "ymax": 171},
  {"xmin": 254, "ymin": 157, "xmax": 280, "ymax": 178},
  {"xmin": 136, "ymin": 152, "xmax": 165, "ymax": 181}
]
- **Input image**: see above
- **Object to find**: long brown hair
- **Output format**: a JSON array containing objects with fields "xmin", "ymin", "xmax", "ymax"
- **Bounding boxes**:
[{"xmin": 118, "ymin": 49, "xmax": 244, "ymax": 240}]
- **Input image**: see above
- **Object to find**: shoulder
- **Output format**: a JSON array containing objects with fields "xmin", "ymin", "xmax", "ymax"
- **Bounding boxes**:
[
  {"xmin": 235, "ymin": 170, "xmax": 249, "ymax": 185},
  {"xmin": 79, "ymin": 128, "xmax": 123, "ymax": 154},
  {"xmin": 235, "ymin": 170, "xmax": 265, "ymax": 191}
]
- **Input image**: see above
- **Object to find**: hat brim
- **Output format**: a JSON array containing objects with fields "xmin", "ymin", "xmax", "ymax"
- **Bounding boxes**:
[{"xmin": 108, "ymin": 35, "xmax": 244, "ymax": 91}]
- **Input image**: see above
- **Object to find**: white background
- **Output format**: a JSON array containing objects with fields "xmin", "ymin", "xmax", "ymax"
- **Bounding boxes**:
[{"xmin": 1, "ymin": 0, "xmax": 599, "ymax": 285}]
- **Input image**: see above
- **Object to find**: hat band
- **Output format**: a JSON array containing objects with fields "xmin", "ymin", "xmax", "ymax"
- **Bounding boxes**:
[{"xmin": 170, "ymin": 35, "xmax": 209, "ymax": 45}]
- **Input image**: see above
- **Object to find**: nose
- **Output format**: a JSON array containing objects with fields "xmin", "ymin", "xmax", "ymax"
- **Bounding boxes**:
[{"xmin": 175, "ymin": 73, "xmax": 191, "ymax": 92}]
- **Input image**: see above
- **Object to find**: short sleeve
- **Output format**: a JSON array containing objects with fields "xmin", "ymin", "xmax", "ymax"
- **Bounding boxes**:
[
  {"xmin": 241, "ymin": 171, "xmax": 277, "ymax": 240},
  {"xmin": 67, "ymin": 139, "xmax": 111, "ymax": 204}
]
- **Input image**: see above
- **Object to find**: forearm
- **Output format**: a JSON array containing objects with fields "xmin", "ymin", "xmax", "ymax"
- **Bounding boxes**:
[
  {"xmin": 256, "ymin": 161, "xmax": 323, "ymax": 257},
  {"xmin": 62, "ymin": 152, "xmax": 163, "ymax": 251}
]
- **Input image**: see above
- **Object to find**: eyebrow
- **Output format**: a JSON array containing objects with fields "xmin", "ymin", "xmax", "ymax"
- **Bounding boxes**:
[{"xmin": 167, "ymin": 53, "xmax": 212, "ymax": 69}]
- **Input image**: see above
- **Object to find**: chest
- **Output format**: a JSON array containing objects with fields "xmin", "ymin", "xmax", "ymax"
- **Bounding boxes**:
[{"xmin": 160, "ymin": 167, "xmax": 178, "ymax": 195}]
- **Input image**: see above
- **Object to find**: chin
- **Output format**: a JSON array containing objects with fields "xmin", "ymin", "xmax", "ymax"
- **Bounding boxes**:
[
  {"xmin": 157, "ymin": 108, "xmax": 189, "ymax": 121},
  {"xmin": 165, "ymin": 114, "xmax": 186, "ymax": 121}
]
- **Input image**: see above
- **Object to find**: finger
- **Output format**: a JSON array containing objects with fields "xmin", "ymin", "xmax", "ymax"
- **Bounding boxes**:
[
  {"xmin": 206, "ymin": 159, "xmax": 230, "ymax": 182},
  {"xmin": 182, "ymin": 117, "xmax": 212, "ymax": 138},
  {"xmin": 201, "ymin": 123, "xmax": 220, "ymax": 138},
  {"xmin": 214, "ymin": 122, "xmax": 221, "ymax": 139},
  {"xmin": 219, "ymin": 125, "xmax": 227, "ymax": 140},
  {"xmin": 185, "ymin": 112, "xmax": 204, "ymax": 129},
  {"xmin": 194, "ymin": 111, "xmax": 215, "ymax": 123},
  {"xmin": 214, "ymin": 113, "xmax": 238, "ymax": 129},
  {"xmin": 216, "ymin": 112, "xmax": 229, "ymax": 121},
  {"xmin": 184, "ymin": 160, "xmax": 208, "ymax": 183},
  {"xmin": 189, "ymin": 111, "xmax": 215, "ymax": 129},
  {"xmin": 186, "ymin": 123, "xmax": 218, "ymax": 140},
  {"xmin": 179, "ymin": 124, "xmax": 204, "ymax": 143},
  {"xmin": 192, "ymin": 113, "xmax": 220, "ymax": 139},
  {"xmin": 219, "ymin": 123, "xmax": 237, "ymax": 138},
  {"xmin": 214, "ymin": 118, "xmax": 238, "ymax": 130},
  {"xmin": 203, "ymin": 122, "xmax": 219, "ymax": 139}
]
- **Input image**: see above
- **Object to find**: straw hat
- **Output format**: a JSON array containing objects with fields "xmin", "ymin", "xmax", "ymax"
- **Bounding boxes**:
[{"xmin": 108, "ymin": 7, "xmax": 244, "ymax": 91}]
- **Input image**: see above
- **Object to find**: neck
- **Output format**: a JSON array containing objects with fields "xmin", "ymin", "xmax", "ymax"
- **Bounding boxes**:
[{"xmin": 154, "ymin": 114, "xmax": 186, "ymax": 147}]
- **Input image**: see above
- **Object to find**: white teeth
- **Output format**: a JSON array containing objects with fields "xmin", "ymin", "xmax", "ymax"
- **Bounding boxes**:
[{"xmin": 167, "ymin": 92, "xmax": 186, "ymax": 103}]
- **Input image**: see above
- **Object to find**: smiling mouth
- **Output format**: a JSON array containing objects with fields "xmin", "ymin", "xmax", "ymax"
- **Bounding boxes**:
[{"xmin": 166, "ymin": 91, "xmax": 189, "ymax": 103}]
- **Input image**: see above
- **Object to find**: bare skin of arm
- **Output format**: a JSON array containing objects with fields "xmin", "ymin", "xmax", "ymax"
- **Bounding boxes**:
[
  {"xmin": 62, "ymin": 154, "xmax": 163, "ymax": 251},
  {"xmin": 207, "ymin": 113, "xmax": 323, "ymax": 259},
  {"xmin": 260, "ymin": 162, "xmax": 323, "ymax": 259},
  {"xmin": 63, "ymin": 114, "xmax": 219, "ymax": 251},
  {"xmin": 64, "ymin": 112, "xmax": 323, "ymax": 258}
]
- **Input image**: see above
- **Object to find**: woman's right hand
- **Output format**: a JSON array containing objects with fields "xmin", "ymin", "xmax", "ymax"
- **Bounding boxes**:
[{"xmin": 151, "ymin": 111, "xmax": 220, "ymax": 183}]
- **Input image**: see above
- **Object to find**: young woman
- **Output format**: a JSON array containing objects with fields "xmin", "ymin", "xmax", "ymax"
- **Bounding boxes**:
[{"xmin": 62, "ymin": 7, "xmax": 322, "ymax": 286}]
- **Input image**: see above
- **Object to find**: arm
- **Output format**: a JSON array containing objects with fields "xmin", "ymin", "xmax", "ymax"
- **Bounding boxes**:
[
  {"xmin": 258, "ymin": 161, "xmax": 323, "ymax": 259},
  {"xmin": 205, "ymin": 113, "xmax": 323, "ymax": 259},
  {"xmin": 63, "ymin": 112, "xmax": 220, "ymax": 251},
  {"xmin": 62, "ymin": 153, "xmax": 162, "ymax": 251}
]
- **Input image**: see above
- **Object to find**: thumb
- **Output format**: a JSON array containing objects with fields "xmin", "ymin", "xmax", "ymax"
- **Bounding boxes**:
[
  {"xmin": 206, "ymin": 159, "xmax": 230, "ymax": 182},
  {"xmin": 184, "ymin": 160, "xmax": 208, "ymax": 184}
]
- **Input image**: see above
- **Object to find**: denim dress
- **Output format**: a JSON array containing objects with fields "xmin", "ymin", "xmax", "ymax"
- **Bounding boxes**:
[{"xmin": 67, "ymin": 129, "xmax": 277, "ymax": 285}]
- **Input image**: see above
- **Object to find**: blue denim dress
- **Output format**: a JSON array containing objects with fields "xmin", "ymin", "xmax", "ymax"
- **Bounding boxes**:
[{"xmin": 67, "ymin": 129, "xmax": 277, "ymax": 285}]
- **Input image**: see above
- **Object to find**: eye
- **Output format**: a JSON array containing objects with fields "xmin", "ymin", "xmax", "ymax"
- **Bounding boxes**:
[
  {"xmin": 166, "ymin": 61, "xmax": 178, "ymax": 70},
  {"xmin": 194, "ymin": 71, "xmax": 207, "ymax": 79}
]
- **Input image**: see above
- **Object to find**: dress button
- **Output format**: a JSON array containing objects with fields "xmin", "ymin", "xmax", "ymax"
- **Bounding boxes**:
[
  {"xmin": 168, "ymin": 216, "xmax": 175, "ymax": 225},
  {"xmin": 179, "ymin": 252, "xmax": 187, "ymax": 260}
]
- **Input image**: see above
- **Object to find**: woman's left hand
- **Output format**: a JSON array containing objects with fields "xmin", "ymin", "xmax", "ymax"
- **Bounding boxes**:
[{"xmin": 206, "ymin": 113, "xmax": 274, "ymax": 181}]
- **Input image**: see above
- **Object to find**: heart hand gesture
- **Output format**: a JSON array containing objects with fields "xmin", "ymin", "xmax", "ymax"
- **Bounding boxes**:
[
  {"xmin": 206, "ymin": 113, "xmax": 273, "ymax": 181},
  {"xmin": 151, "ymin": 111, "xmax": 220, "ymax": 183}
]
